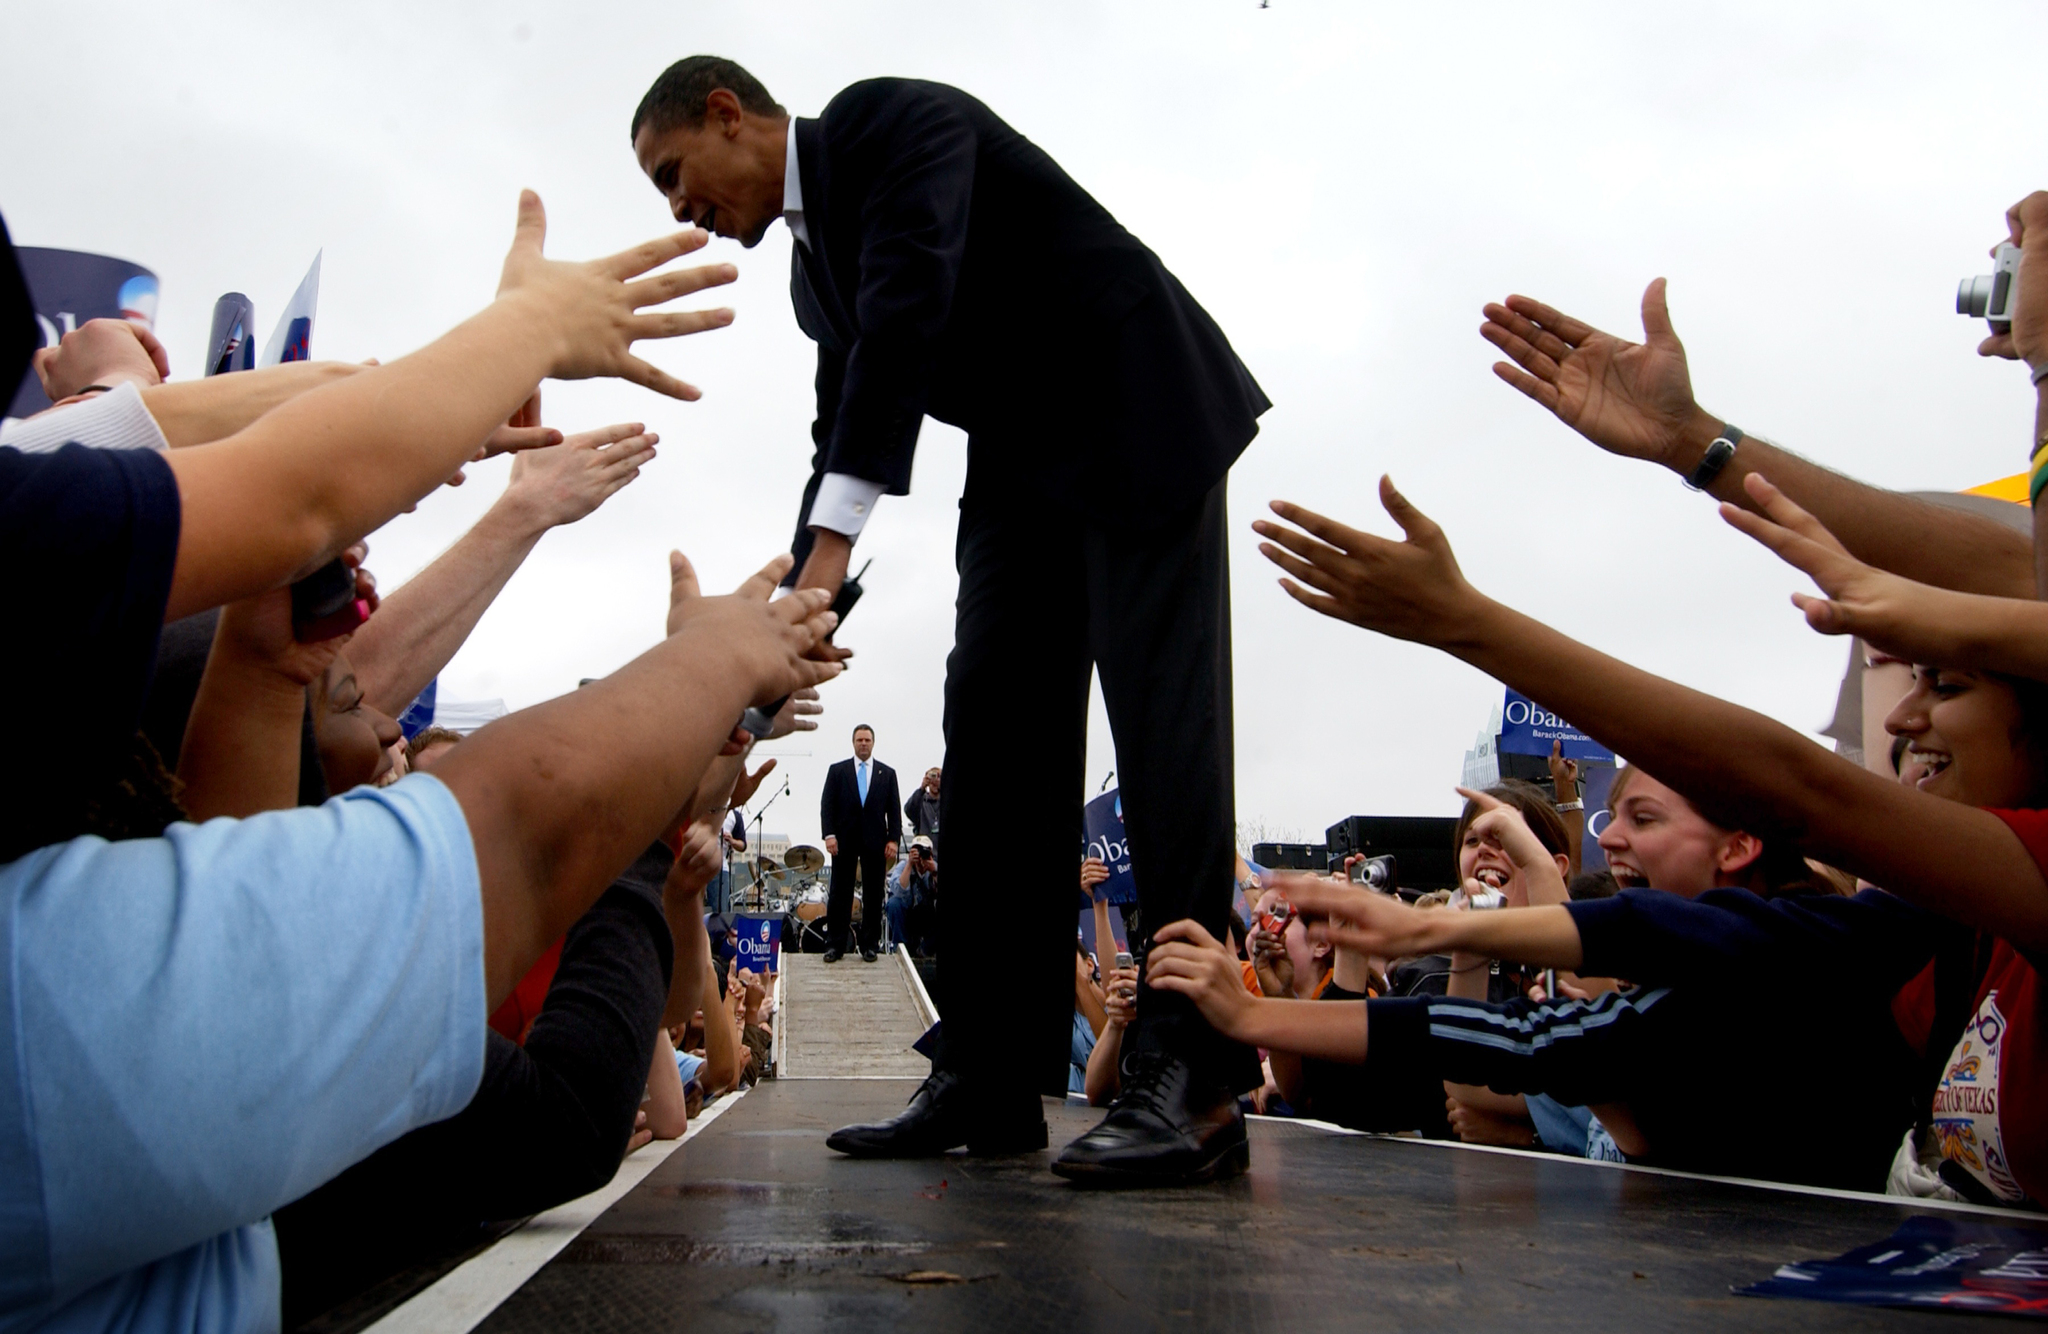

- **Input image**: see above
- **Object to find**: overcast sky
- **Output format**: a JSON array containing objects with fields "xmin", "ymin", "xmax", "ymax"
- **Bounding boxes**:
[{"xmin": 8, "ymin": 1, "xmax": 2046, "ymax": 854}]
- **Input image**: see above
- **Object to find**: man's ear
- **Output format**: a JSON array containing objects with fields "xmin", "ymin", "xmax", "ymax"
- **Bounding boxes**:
[{"xmin": 705, "ymin": 88, "xmax": 745, "ymax": 135}]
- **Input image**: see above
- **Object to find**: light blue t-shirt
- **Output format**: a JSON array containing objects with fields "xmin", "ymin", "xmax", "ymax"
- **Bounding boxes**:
[{"xmin": 0, "ymin": 774, "xmax": 487, "ymax": 1333}]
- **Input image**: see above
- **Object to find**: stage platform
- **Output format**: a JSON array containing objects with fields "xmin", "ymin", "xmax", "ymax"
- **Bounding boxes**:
[{"xmin": 420, "ymin": 1080, "xmax": 2038, "ymax": 1333}]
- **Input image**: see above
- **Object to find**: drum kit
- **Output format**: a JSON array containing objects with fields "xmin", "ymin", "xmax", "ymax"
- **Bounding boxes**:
[{"xmin": 739, "ymin": 843, "xmax": 830, "ymax": 920}]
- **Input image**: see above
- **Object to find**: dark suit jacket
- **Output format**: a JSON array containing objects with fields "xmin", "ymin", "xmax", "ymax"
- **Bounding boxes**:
[
  {"xmin": 786, "ymin": 78, "xmax": 1269, "ymax": 566},
  {"xmin": 820, "ymin": 757, "xmax": 903, "ymax": 853}
]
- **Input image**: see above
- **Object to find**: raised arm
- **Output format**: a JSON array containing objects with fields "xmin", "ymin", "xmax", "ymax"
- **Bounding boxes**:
[
  {"xmin": 160, "ymin": 192, "xmax": 732, "ymax": 623},
  {"xmin": 348, "ymin": 422, "xmax": 658, "ymax": 715},
  {"xmin": 1481, "ymin": 280, "xmax": 2035, "ymax": 599},
  {"xmin": 432, "ymin": 551, "xmax": 839, "ymax": 1006},
  {"xmin": 1254, "ymin": 481, "xmax": 2048, "ymax": 952}
]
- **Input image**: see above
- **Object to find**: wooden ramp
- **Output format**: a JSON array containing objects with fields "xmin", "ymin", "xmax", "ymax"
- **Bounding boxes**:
[{"xmin": 776, "ymin": 948, "xmax": 934, "ymax": 1080}]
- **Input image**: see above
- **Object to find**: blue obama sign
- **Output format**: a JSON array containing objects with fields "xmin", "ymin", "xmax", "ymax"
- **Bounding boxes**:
[
  {"xmin": 1497, "ymin": 688, "xmax": 1616, "ymax": 763},
  {"xmin": 6, "ymin": 248, "xmax": 158, "ymax": 421},
  {"xmin": 1082, "ymin": 788, "xmax": 1138, "ymax": 906}
]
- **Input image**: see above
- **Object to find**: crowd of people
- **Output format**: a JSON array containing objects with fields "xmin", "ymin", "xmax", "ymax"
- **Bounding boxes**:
[
  {"xmin": 0, "ymin": 197, "xmax": 832, "ymax": 1330},
  {"xmin": 1122, "ymin": 192, "xmax": 2048, "ymax": 1214},
  {"xmin": 7, "ymin": 66, "xmax": 2048, "ymax": 1329}
]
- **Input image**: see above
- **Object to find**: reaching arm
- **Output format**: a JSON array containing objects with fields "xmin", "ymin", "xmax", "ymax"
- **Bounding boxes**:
[
  {"xmin": 432, "ymin": 551, "xmax": 839, "ymax": 1007},
  {"xmin": 177, "ymin": 570, "xmax": 370, "ymax": 819},
  {"xmin": 348, "ymin": 422, "xmax": 658, "ymax": 715},
  {"xmin": 158, "ymin": 192, "xmax": 731, "ymax": 623},
  {"xmin": 1724, "ymin": 472, "xmax": 2048, "ymax": 683},
  {"xmin": 1253, "ymin": 481, "xmax": 2048, "ymax": 952},
  {"xmin": 1481, "ymin": 280, "xmax": 2034, "ymax": 598},
  {"xmin": 642, "ymin": 1030, "xmax": 689, "ymax": 1140},
  {"xmin": 698, "ymin": 965, "xmax": 741, "ymax": 1097}
]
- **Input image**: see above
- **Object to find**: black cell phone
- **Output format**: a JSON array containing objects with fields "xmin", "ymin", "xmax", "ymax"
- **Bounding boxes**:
[
  {"xmin": 291, "ymin": 558, "xmax": 368, "ymax": 642},
  {"xmin": 740, "ymin": 560, "xmax": 869, "ymax": 737}
]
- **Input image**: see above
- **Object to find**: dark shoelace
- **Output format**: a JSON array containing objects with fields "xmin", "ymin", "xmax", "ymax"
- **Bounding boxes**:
[{"xmin": 1110, "ymin": 1051, "xmax": 1180, "ymax": 1120}]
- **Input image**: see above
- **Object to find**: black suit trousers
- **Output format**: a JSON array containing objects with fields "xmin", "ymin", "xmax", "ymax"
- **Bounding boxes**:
[
  {"xmin": 936, "ymin": 456, "xmax": 1257, "ymax": 1097},
  {"xmin": 827, "ymin": 841, "xmax": 888, "ymax": 953}
]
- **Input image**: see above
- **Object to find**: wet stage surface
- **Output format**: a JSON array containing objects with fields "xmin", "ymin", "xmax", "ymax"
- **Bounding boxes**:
[{"xmin": 475, "ymin": 1080, "xmax": 2033, "ymax": 1332}]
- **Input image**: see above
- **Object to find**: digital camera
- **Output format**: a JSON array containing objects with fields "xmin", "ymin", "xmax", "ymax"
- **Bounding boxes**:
[
  {"xmin": 1452, "ymin": 885, "xmax": 1506, "ymax": 912},
  {"xmin": 1958, "ymin": 242, "xmax": 2023, "ymax": 334},
  {"xmin": 1349, "ymin": 854, "xmax": 1398, "ymax": 893}
]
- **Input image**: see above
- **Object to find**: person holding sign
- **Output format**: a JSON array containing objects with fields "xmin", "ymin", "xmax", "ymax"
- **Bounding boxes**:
[{"xmin": 631, "ymin": 57, "xmax": 1270, "ymax": 1184}]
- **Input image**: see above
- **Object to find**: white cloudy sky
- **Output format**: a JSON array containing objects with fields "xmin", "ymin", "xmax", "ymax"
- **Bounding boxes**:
[{"xmin": 7, "ymin": 1, "xmax": 2046, "ymax": 852}]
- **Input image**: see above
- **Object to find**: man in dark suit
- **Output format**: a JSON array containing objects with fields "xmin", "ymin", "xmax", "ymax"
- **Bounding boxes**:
[
  {"xmin": 633, "ymin": 58, "xmax": 1268, "ymax": 1185},
  {"xmin": 818, "ymin": 723, "xmax": 901, "ymax": 963}
]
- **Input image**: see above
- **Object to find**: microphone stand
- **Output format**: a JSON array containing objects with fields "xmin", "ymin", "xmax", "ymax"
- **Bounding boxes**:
[{"xmin": 748, "ymin": 779, "xmax": 793, "ymax": 912}]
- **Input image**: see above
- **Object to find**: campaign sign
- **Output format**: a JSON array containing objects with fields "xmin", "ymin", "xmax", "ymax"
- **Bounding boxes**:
[
  {"xmin": 260, "ymin": 252, "xmax": 320, "ymax": 367},
  {"xmin": 1740, "ymin": 1215, "xmax": 2048, "ymax": 1316},
  {"xmin": 1497, "ymin": 687, "xmax": 1616, "ymax": 762},
  {"xmin": 7, "ymin": 247, "xmax": 158, "ymax": 420},
  {"xmin": 396, "ymin": 678, "xmax": 437, "ymax": 741},
  {"xmin": 1082, "ymin": 788, "xmax": 1138, "ymax": 906},
  {"xmin": 205, "ymin": 292, "xmax": 257, "ymax": 377},
  {"xmin": 733, "ymin": 913, "xmax": 782, "ymax": 973}
]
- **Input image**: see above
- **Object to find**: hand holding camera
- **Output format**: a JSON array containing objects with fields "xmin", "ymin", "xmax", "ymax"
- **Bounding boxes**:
[{"xmin": 1961, "ymin": 191, "xmax": 2048, "ymax": 370}]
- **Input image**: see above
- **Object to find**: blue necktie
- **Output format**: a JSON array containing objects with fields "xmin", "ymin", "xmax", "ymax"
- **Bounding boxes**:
[{"xmin": 857, "ymin": 761, "xmax": 869, "ymax": 805}]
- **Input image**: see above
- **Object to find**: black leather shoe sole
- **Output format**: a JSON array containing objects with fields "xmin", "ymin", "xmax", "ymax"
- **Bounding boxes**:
[
  {"xmin": 1049, "ymin": 1132, "xmax": 1250, "ymax": 1188},
  {"xmin": 826, "ymin": 1118, "xmax": 1047, "ymax": 1159},
  {"xmin": 822, "ymin": 949, "xmax": 845, "ymax": 963},
  {"xmin": 860, "ymin": 949, "xmax": 877, "ymax": 962}
]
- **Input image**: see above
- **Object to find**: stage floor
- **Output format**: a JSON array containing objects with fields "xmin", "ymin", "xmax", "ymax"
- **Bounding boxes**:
[{"xmin": 461, "ymin": 1080, "xmax": 2035, "ymax": 1333}]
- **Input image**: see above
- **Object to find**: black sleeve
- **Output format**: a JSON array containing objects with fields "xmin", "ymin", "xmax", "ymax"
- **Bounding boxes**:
[
  {"xmin": 883, "ymin": 769, "xmax": 904, "ymax": 843},
  {"xmin": 821, "ymin": 86, "xmax": 977, "ymax": 496},
  {"xmin": 786, "ymin": 343, "xmax": 849, "ymax": 579},
  {"xmin": 1379, "ymin": 989, "xmax": 1676, "ymax": 1109},
  {"xmin": 819, "ymin": 767, "xmax": 837, "ymax": 839},
  {"xmin": 1, "ymin": 443, "xmax": 181, "ymax": 859},
  {"xmin": 1567, "ymin": 887, "xmax": 1949, "ymax": 993},
  {"xmin": 274, "ymin": 878, "xmax": 674, "ymax": 1321}
]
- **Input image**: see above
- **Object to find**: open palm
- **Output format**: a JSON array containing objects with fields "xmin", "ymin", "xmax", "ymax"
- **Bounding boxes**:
[{"xmin": 1480, "ymin": 279, "xmax": 1702, "ymax": 465}]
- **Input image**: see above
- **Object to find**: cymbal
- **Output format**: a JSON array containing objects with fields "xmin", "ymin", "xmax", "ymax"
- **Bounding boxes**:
[
  {"xmin": 782, "ymin": 844, "xmax": 826, "ymax": 875},
  {"xmin": 753, "ymin": 852, "xmax": 781, "ymax": 872}
]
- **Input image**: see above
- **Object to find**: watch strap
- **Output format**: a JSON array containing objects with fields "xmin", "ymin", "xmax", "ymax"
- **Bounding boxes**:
[{"xmin": 1685, "ymin": 425, "xmax": 1743, "ymax": 491}]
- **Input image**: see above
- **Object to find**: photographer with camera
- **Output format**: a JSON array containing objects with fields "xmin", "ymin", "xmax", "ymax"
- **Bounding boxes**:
[{"xmin": 886, "ymin": 834, "xmax": 939, "ymax": 956}]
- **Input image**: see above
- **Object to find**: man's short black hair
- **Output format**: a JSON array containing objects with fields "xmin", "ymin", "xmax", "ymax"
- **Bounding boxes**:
[
  {"xmin": 631, "ymin": 56, "xmax": 784, "ymax": 142},
  {"xmin": 853, "ymin": 724, "xmax": 875, "ymax": 739}
]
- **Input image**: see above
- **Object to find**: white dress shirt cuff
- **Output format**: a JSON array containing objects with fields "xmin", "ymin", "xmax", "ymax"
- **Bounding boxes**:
[
  {"xmin": 0, "ymin": 382, "xmax": 170, "ymax": 455},
  {"xmin": 809, "ymin": 472, "xmax": 886, "ymax": 539}
]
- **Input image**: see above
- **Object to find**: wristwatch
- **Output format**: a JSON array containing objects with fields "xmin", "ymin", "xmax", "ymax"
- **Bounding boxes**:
[
  {"xmin": 1684, "ymin": 424, "xmax": 1744, "ymax": 491},
  {"xmin": 1554, "ymin": 800, "xmax": 1585, "ymax": 813}
]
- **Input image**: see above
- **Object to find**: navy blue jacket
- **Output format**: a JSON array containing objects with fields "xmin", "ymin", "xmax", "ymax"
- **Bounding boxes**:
[{"xmin": 1309, "ymin": 889, "xmax": 1969, "ymax": 1191}]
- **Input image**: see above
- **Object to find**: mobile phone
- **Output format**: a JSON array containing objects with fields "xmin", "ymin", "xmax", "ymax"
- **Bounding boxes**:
[
  {"xmin": 740, "ymin": 560, "xmax": 870, "ymax": 737},
  {"xmin": 291, "ymin": 558, "xmax": 371, "ymax": 642},
  {"xmin": 1113, "ymin": 950, "xmax": 1133, "ymax": 970}
]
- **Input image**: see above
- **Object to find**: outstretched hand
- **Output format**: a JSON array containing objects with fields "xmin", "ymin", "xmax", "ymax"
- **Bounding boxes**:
[
  {"xmin": 495, "ymin": 190, "xmax": 737, "ymax": 401},
  {"xmin": 1253, "ymin": 478, "xmax": 1481, "ymax": 643},
  {"xmin": 1147, "ymin": 919, "xmax": 1258, "ymax": 1038},
  {"xmin": 504, "ymin": 421, "xmax": 659, "ymax": 529},
  {"xmin": 1480, "ymin": 280, "xmax": 1716, "ymax": 471},
  {"xmin": 730, "ymin": 757, "xmax": 779, "ymax": 808},
  {"xmin": 1281, "ymin": 875, "xmax": 1438, "ymax": 961},
  {"xmin": 664, "ymin": 549, "xmax": 842, "ymax": 745},
  {"xmin": 1718, "ymin": 472, "xmax": 1966, "ymax": 664}
]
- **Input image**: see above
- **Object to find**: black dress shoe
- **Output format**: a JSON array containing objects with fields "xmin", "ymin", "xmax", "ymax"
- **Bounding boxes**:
[
  {"xmin": 822, "ymin": 946, "xmax": 845, "ymax": 963},
  {"xmin": 860, "ymin": 947, "xmax": 878, "ymax": 962},
  {"xmin": 826, "ymin": 1069, "xmax": 1047, "ymax": 1158},
  {"xmin": 1050, "ymin": 1051, "xmax": 1248, "ymax": 1186}
]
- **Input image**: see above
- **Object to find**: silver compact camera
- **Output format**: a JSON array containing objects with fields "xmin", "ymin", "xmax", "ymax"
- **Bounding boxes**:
[
  {"xmin": 1451, "ymin": 885, "xmax": 1506, "ymax": 912},
  {"xmin": 1349, "ymin": 853, "xmax": 1398, "ymax": 893},
  {"xmin": 1958, "ymin": 242, "xmax": 2023, "ymax": 334}
]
